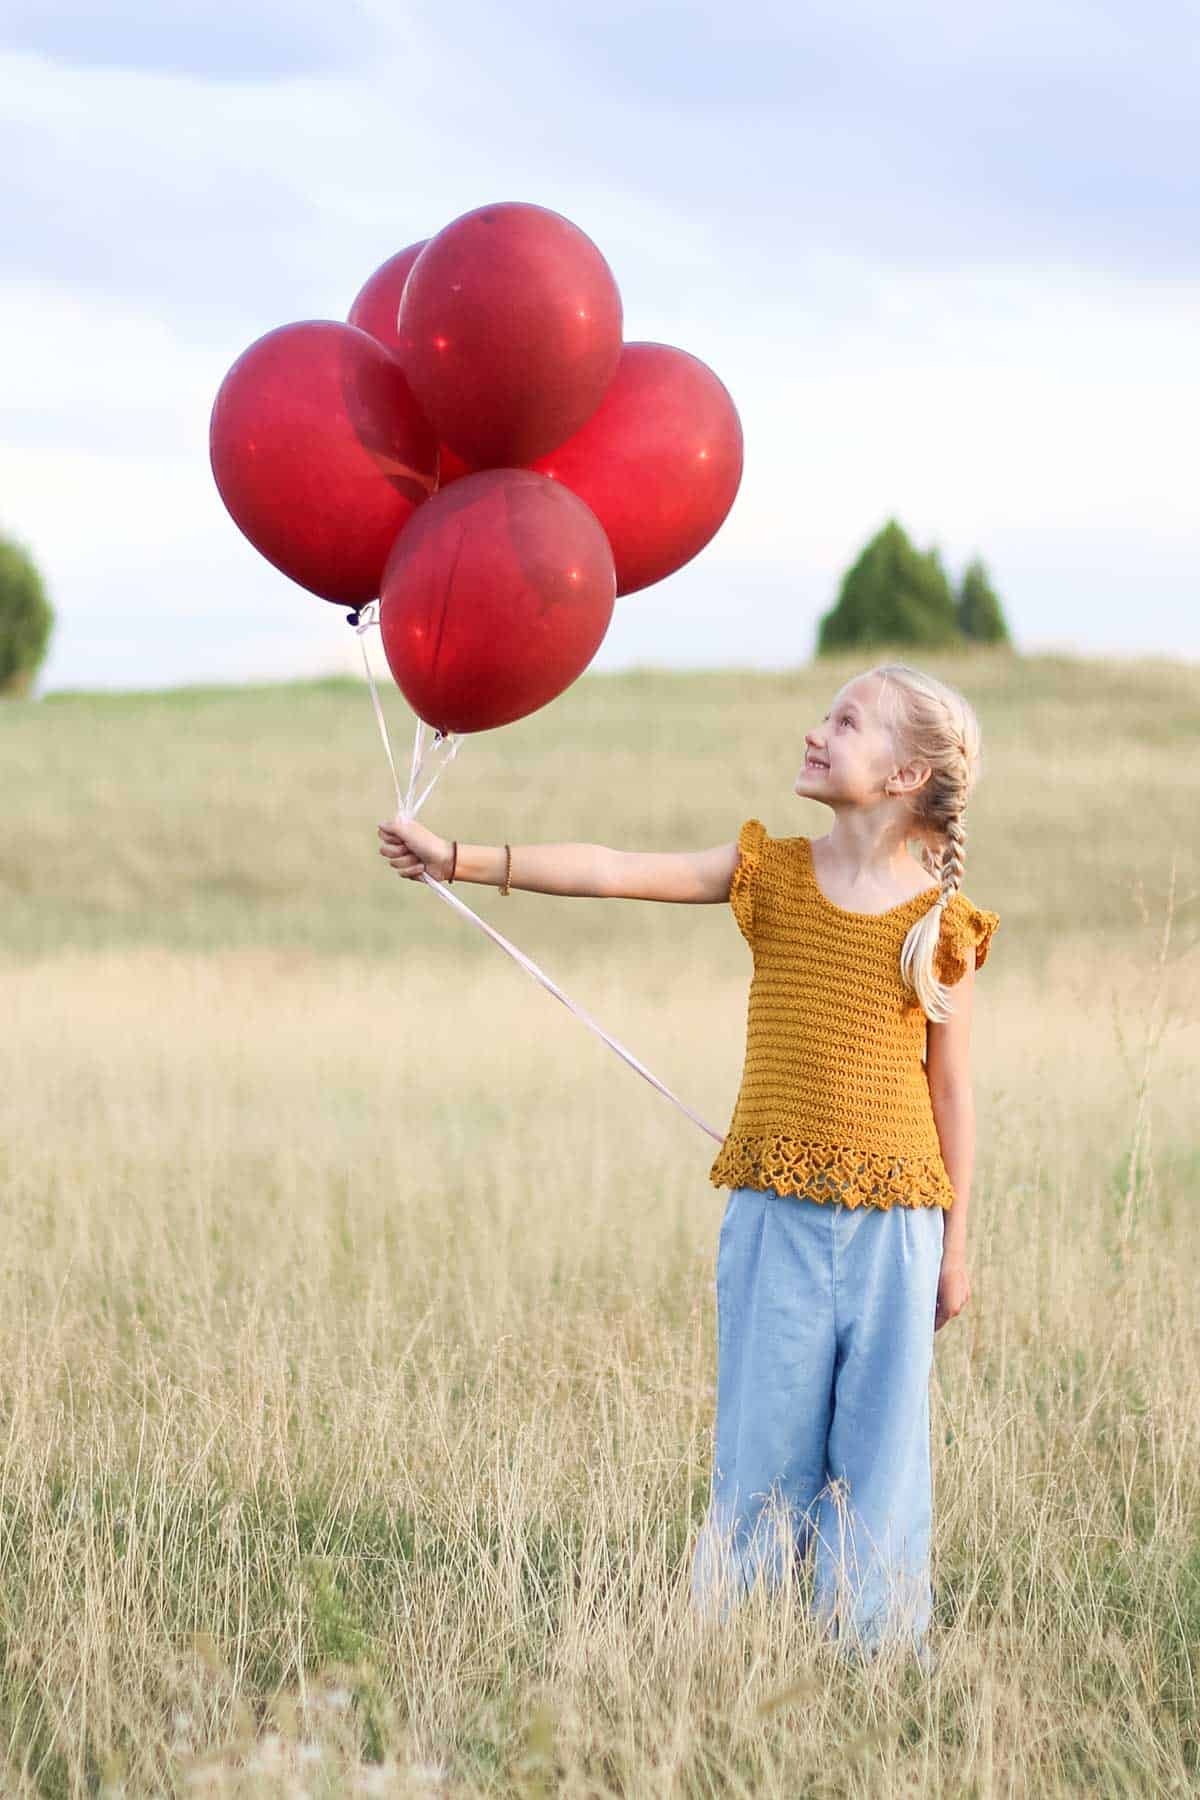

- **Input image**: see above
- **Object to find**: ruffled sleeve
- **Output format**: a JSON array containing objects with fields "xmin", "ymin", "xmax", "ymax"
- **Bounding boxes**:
[
  {"xmin": 934, "ymin": 896, "xmax": 1000, "ymax": 988},
  {"xmin": 729, "ymin": 817, "xmax": 767, "ymax": 946}
]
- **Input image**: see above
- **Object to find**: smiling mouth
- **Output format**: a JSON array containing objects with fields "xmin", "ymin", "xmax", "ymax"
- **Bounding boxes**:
[{"xmin": 805, "ymin": 759, "xmax": 829, "ymax": 771}]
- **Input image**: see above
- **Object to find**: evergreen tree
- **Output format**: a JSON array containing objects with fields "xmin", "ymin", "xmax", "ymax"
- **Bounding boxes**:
[
  {"xmin": 818, "ymin": 519, "xmax": 961, "ymax": 654},
  {"xmin": 0, "ymin": 531, "xmax": 54, "ymax": 696},
  {"xmin": 956, "ymin": 555, "xmax": 1011, "ymax": 644}
]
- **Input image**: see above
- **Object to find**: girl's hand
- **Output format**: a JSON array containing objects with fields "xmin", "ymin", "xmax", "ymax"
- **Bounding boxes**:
[
  {"xmin": 377, "ymin": 816, "xmax": 454, "ymax": 882},
  {"xmin": 934, "ymin": 1258, "xmax": 971, "ymax": 1332}
]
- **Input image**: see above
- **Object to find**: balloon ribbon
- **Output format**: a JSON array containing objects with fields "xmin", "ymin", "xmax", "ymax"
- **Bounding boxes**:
[{"xmin": 352, "ymin": 602, "xmax": 723, "ymax": 1143}]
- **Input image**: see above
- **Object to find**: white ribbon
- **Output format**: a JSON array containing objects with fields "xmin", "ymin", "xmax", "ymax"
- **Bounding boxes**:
[{"xmin": 354, "ymin": 604, "xmax": 723, "ymax": 1144}]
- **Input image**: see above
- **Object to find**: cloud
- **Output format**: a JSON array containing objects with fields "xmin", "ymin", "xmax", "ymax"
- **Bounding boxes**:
[
  {"xmin": 1, "ymin": 0, "xmax": 378, "ymax": 78},
  {"xmin": 3, "ymin": 0, "xmax": 1195, "ymax": 340},
  {"xmin": 1, "ymin": 282, "xmax": 227, "ymax": 455},
  {"xmin": 0, "ymin": 52, "xmax": 359, "ymax": 330},
  {"xmin": 348, "ymin": 0, "xmax": 1200, "ymax": 276}
]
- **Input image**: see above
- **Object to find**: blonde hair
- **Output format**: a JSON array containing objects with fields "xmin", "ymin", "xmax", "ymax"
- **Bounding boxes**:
[{"xmin": 863, "ymin": 661, "xmax": 986, "ymax": 1024}]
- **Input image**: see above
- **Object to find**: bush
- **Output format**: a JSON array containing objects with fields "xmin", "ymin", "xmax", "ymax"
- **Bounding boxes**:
[
  {"xmin": 817, "ymin": 519, "xmax": 961, "ymax": 655},
  {"xmin": 0, "ymin": 531, "xmax": 54, "ymax": 697}
]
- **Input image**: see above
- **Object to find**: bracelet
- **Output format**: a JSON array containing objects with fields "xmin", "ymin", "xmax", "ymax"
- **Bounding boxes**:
[
  {"xmin": 500, "ymin": 844, "xmax": 512, "ymax": 896},
  {"xmin": 447, "ymin": 840, "xmax": 458, "ymax": 884}
]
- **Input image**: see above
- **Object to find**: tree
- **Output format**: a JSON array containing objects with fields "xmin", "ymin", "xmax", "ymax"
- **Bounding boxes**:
[
  {"xmin": 956, "ymin": 555, "xmax": 1011, "ymax": 645},
  {"xmin": 0, "ymin": 530, "xmax": 54, "ymax": 697},
  {"xmin": 817, "ymin": 519, "xmax": 961, "ymax": 655}
]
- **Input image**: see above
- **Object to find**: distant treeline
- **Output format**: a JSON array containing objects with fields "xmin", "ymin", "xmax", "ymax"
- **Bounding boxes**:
[{"xmin": 818, "ymin": 519, "xmax": 1011, "ymax": 655}]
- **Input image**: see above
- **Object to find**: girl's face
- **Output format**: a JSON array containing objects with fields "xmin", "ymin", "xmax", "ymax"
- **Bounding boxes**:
[{"xmin": 794, "ymin": 676, "xmax": 908, "ymax": 807}]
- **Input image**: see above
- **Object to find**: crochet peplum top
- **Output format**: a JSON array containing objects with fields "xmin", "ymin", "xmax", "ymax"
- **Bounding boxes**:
[{"xmin": 709, "ymin": 818, "xmax": 1000, "ymax": 1211}]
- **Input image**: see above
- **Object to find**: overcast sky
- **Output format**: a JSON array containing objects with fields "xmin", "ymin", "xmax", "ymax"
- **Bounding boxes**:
[{"xmin": 3, "ymin": 0, "xmax": 1197, "ymax": 691}]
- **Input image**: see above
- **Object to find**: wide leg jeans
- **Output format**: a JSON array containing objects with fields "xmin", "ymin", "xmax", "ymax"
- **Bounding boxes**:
[{"xmin": 690, "ymin": 1183, "xmax": 944, "ymax": 1657}]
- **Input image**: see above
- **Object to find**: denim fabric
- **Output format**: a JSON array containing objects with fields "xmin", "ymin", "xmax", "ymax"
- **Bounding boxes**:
[{"xmin": 691, "ymin": 1183, "xmax": 944, "ymax": 1662}]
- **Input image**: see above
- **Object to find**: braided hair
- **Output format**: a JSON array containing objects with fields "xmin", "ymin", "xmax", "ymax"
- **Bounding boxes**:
[{"xmin": 868, "ymin": 662, "xmax": 985, "ymax": 1023}]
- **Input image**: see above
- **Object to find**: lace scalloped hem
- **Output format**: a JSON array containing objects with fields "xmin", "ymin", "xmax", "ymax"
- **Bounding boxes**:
[{"xmin": 709, "ymin": 1133, "xmax": 955, "ymax": 1211}]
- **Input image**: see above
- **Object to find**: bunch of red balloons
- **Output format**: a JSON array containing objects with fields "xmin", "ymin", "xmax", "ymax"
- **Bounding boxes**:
[{"xmin": 210, "ymin": 202, "xmax": 743, "ymax": 734}]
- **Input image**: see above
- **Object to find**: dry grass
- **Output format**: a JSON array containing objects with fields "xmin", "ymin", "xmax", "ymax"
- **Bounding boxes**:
[{"xmin": 0, "ymin": 648, "xmax": 1198, "ymax": 1795}]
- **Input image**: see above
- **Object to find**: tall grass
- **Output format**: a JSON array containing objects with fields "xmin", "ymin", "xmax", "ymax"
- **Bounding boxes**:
[{"xmin": 0, "ymin": 649, "xmax": 1197, "ymax": 1794}]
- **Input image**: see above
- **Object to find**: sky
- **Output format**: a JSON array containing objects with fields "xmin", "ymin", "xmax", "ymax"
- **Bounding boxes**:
[{"xmin": 3, "ymin": 0, "xmax": 1198, "ymax": 692}]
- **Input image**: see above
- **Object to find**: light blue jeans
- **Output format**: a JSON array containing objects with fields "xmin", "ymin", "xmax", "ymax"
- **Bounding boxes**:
[{"xmin": 691, "ymin": 1183, "xmax": 944, "ymax": 1663}]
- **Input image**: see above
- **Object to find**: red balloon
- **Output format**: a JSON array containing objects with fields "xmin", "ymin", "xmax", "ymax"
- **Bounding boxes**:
[
  {"xmin": 396, "ymin": 201, "xmax": 623, "ymax": 467},
  {"xmin": 529, "ymin": 341, "xmax": 744, "ymax": 596},
  {"xmin": 379, "ymin": 469, "xmax": 616, "ymax": 733},
  {"xmin": 348, "ymin": 242, "xmax": 477, "ymax": 490},
  {"xmin": 435, "ymin": 443, "xmax": 475, "ymax": 489},
  {"xmin": 210, "ymin": 320, "xmax": 438, "ymax": 606},
  {"xmin": 347, "ymin": 240, "xmax": 427, "ymax": 346}
]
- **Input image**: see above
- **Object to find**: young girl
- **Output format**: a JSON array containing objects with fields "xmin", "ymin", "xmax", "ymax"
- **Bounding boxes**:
[{"xmin": 377, "ymin": 661, "xmax": 999, "ymax": 1669}]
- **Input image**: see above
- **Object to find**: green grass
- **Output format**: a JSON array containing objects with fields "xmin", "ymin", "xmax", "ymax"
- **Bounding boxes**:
[
  {"xmin": 4, "ymin": 647, "xmax": 1196, "ymax": 958},
  {"xmin": 0, "ymin": 649, "xmax": 1197, "ymax": 1794}
]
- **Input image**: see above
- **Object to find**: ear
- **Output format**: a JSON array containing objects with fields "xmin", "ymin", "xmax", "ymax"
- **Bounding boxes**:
[{"xmin": 888, "ymin": 760, "xmax": 932, "ymax": 797}]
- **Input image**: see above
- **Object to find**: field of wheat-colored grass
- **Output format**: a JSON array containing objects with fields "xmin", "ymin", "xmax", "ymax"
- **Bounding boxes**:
[{"xmin": 1, "ymin": 646, "xmax": 1197, "ymax": 1796}]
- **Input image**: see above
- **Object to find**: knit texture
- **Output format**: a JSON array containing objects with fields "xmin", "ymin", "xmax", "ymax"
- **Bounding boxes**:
[{"xmin": 709, "ymin": 819, "xmax": 1000, "ymax": 1211}]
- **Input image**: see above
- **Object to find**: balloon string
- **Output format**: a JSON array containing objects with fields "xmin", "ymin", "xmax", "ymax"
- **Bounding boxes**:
[
  {"xmin": 353, "ymin": 603, "xmax": 462, "ymax": 816},
  {"xmin": 353, "ymin": 610, "xmax": 724, "ymax": 1144},
  {"xmin": 353, "ymin": 604, "xmax": 405, "ymax": 809}
]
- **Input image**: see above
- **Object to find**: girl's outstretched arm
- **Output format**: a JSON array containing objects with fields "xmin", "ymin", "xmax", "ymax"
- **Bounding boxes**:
[{"xmin": 378, "ymin": 817, "xmax": 738, "ymax": 903}]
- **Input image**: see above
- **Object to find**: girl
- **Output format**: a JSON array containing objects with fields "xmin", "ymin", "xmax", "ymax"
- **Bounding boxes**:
[{"xmin": 377, "ymin": 661, "xmax": 999, "ymax": 1670}]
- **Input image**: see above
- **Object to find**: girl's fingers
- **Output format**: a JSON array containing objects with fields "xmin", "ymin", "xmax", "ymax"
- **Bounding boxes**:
[{"xmin": 378, "ymin": 847, "xmax": 424, "ymax": 874}]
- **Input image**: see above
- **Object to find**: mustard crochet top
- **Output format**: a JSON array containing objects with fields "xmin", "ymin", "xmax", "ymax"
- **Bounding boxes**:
[{"xmin": 709, "ymin": 819, "xmax": 1000, "ymax": 1211}]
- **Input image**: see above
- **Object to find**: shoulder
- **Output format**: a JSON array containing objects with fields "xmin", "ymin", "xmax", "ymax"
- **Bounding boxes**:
[
  {"xmin": 729, "ymin": 820, "xmax": 796, "ymax": 944},
  {"xmin": 734, "ymin": 817, "xmax": 801, "ymax": 872},
  {"xmin": 736, "ymin": 817, "xmax": 769, "ymax": 855},
  {"xmin": 944, "ymin": 888, "xmax": 1000, "ymax": 936},
  {"xmin": 936, "ymin": 890, "xmax": 1001, "ymax": 982}
]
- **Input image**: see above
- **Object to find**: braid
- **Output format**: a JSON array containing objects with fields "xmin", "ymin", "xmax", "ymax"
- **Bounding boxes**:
[
  {"xmin": 939, "ymin": 810, "xmax": 967, "ymax": 909},
  {"xmin": 867, "ymin": 661, "xmax": 986, "ymax": 1023}
]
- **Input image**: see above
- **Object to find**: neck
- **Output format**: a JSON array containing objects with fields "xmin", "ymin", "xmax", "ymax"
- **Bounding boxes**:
[{"xmin": 817, "ymin": 809, "xmax": 920, "ymax": 877}]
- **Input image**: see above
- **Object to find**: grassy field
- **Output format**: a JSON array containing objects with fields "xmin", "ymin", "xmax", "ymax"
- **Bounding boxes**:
[{"xmin": 1, "ymin": 646, "xmax": 1198, "ymax": 1796}]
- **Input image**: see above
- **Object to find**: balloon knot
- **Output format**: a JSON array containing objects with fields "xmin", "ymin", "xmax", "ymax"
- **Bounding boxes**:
[{"xmin": 348, "ymin": 599, "xmax": 381, "ymax": 635}]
